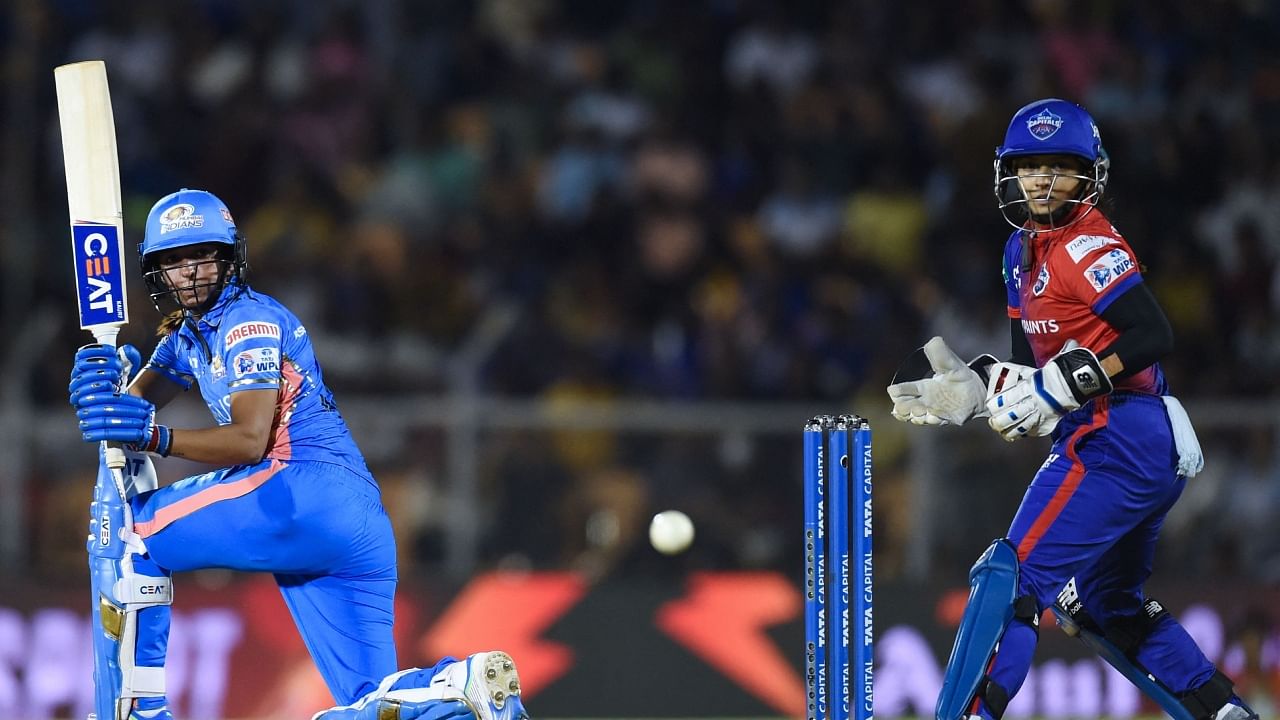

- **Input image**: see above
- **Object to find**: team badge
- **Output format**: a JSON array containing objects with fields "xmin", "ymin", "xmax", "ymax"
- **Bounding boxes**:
[
  {"xmin": 210, "ymin": 355, "xmax": 225, "ymax": 380},
  {"xmin": 1033, "ymin": 264, "xmax": 1050, "ymax": 296},
  {"xmin": 1026, "ymin": 109, "xmax": 1064, "ymax": 140},
  {"xmin": 159, "ymin": 203, "xmax": 204, "ymax": 234}
]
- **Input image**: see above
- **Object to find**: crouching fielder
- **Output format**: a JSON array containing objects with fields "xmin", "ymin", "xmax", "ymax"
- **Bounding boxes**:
[
  {"xmin": 69, "ymin": 188, "xmax": 527, "ymax": 720},
  {"xmin": 886, "ymin": 100, "xmax": 1255, "ymax": 720}
]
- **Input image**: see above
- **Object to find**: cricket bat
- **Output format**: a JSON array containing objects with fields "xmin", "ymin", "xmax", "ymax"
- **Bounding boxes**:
[
  {"xmin": 56, "ymin": 60, "xmax": 129, "ymax": 348},
  {"xmin": 55, "ymin": 59, "xmax": 135, "ymax": 720}
]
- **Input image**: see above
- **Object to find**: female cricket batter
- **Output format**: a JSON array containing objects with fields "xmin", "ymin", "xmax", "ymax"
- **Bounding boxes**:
[
  {"xmin": 69, "ymin": 189, "xmax": 528, "ymax": 720},
  {"xmin": 886, "ymin": 100, "xmax": 1256, "ymax": 720}
]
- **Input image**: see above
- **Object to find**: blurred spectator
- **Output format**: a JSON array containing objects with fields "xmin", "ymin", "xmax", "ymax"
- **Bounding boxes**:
[{"xmin": 7, "ymin": 0, "xmax": 1279, "ymax": 581}]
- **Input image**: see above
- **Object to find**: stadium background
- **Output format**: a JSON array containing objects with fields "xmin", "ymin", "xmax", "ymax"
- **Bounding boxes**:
[{"xmin": 0, "ymin": 1, "xmax": 1277, "ymax": 718}]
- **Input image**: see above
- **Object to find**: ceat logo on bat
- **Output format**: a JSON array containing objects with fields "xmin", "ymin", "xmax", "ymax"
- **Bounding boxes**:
[
  {"xmin": 159, "ymin": 203, "xmax": 204, "ymax": 234},
  {"xmin": 72, "ymin": 223, "xmax": 127, "ymax": 327},
  {"xmin": 225, "ymin": 321, "xmax": 281, "ymax": 349}
]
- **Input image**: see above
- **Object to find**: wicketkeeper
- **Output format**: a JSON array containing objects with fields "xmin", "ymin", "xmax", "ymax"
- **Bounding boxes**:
[{"xmin": 887, "ymin": 99, "xmax": 1257, "ymax": 720}]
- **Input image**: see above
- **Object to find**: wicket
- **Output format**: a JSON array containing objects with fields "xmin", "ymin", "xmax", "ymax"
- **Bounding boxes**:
[{"xmin": 804, "ymin": 415, "xmax": 873, "ymax": 720}]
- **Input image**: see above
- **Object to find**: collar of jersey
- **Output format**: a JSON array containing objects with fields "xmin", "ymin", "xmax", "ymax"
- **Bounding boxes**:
[{"xmin": 186, "ymin": 282, "xmax": 243, "ymax": 333}]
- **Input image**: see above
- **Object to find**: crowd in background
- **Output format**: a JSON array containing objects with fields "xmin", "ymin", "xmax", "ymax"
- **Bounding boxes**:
[{"xmin": 3, "ymin": 0, "xmax": 1278, "ymax": 618}]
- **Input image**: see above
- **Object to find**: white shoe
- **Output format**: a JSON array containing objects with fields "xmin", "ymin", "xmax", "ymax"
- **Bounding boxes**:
[
  {"xmin": 427, "ymin": 651, "xmax": 527, "ymax": 720},
  {"xmin": 1214, "ymin": 703, "xmax": 1259, "ymax": 720}
]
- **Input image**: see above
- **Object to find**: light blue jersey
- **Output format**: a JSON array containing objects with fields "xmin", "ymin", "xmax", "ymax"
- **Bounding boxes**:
[
  {"xmin": 132, "ymin": 283, "xmax": 398, "ymax": 703},
  {"xmin": 145, "ymin": 283, "xmax": 372, "ymax": 479}
]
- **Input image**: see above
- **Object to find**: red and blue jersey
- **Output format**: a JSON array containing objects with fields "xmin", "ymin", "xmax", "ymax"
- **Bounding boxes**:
[
  {"xmin": 1001, "ymin": 210, "xmax": 1166, "ymax": 395},
  {"xmin": 145, "ymin": 284, "xmax": 373, "ymax": 477}
]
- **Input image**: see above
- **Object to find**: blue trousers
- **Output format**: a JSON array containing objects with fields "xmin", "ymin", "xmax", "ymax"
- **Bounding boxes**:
[
  {"xmin": 980, "ymin": 393, "xmax": 1216, "ymax": 717},
  {"xmin": 129, "ymin": 459, "xmax": 398, "ymax": 704}
]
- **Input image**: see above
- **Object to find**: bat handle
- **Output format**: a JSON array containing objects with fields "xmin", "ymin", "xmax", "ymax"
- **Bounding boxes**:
[
  {"xmin": 90, "ymin": 327, "xmax": 120, "ymax": 349},
  {"xmin": 103, "ymin": 446, "xmax": 127, "ymax": 471},
  {"xmin": 89, "ymin": 325, "xmax": 126, "ymax": 469}
]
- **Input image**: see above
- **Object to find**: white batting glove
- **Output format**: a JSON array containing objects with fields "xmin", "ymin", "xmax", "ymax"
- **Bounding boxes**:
[
  {"xmin": 887, "ymin": 337, "xmax": 990, "ymax": 426},
  {"xmin": 986, "ymin": 344, "xmax": 1113, "ymax": 441}
]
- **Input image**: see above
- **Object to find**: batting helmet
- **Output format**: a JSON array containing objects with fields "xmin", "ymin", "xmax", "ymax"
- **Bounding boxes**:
[
  {"xmin": 139, "ymin": 188, "xmax": 247, "ymax": 314},
  {"xmin": 993, "ymin": 99, "xmax": 1109, "ymax": 229}
]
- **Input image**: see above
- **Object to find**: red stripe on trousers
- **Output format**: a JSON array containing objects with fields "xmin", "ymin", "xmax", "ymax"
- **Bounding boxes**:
[
  {"xmin": 134, "ymin": 459, "xmax": 285, "ymax": 539},
  {"xmin": 1016, "ymin": 397, "xmax": 1110, "ymax": 562}
]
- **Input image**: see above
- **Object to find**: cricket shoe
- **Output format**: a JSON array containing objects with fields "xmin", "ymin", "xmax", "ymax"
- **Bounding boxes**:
[
  {"xmin": 129, "ymin": 697, "xmax": 174, "ymax": 720},
  {"xmin": 425, "ymin": 651, "xmax": 528, "ymax": 720},
  {"xmin": 313, "ymin": 695, "xmax": 473, "ymax": 720},
  {"xmin": 1214, "ymin": 700, "xmax": 1259, "ymax": 720}
]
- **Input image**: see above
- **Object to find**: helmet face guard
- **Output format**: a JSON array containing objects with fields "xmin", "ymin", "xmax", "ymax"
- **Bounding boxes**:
[
  {"xmin": 138, "ymin": 189, "xmax": 247, "ymax": 315},
  {"xmin": 993, "ymin": 99, "xmax": 1109, "ymax": 231},
  {"xmin": 141, "ymin": 240, "xmax": 246, "ymax": 315}
]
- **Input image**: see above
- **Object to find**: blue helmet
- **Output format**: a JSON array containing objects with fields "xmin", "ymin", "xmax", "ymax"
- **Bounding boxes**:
[
  {"xmin": 139, "ymin": 189, "xmax": 247, "ymax": 314},
  {"xmin": 993, "ymin": 99, "xmax": 1109, "ymax": 229}
]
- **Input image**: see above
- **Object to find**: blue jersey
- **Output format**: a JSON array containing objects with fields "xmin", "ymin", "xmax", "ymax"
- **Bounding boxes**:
[{"xmin": 144, "ymin": 284, "xmax": 372, "ymax": 478}]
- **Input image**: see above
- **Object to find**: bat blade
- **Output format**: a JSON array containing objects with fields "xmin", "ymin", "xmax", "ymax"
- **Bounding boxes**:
[{"xmin": 55, "ymin": 60, "xmax": 128, "ymax": 345}]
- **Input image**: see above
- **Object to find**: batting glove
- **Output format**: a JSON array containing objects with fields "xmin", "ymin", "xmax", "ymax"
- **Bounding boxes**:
[
  {"xmin": 76, "ymin": 393, "xmax": 172, "ymax": 456},
  {"xmin": 985, "ymin": 345, "xmax": 1113, "ymax": 441},
  {"xmin": 69, "ymin": 343, "xmax": 142, "ymax": 407},
  {"xmin": 887, "ymin": 337, "xmax": 994, "ymax": 426}
]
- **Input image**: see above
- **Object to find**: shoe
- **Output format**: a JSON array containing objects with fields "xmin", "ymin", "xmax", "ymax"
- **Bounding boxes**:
[
  {"xmin": 1214, "ymin": 702, "xmax": 1259, "ymax": 720},
  {"xmin": 129, "ymin": 697, "xmax": 174, "ymax": 720},
  {"xmin": 314, "ymin": 696, "xmax": 473, "ymax": 720},
  {"xmin": 426, "ymin": 652, "xmax": 528, "ymax": 720}
]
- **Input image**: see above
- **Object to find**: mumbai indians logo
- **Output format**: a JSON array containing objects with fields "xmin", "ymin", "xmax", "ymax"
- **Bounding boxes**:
[
  {"xmin": 1026, "ymin": 108, "xmax": 1064, "ymax": 140},
  {"xmin": 158, "ymin": 203, "xmax": 204, "ymax": 234}
]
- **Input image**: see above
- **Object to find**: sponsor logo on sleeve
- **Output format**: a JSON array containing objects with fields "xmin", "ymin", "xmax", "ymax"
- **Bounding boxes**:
[
  {"xmin": 225, "ymin": 321, "xmax": 281, "ymax": 348},
  {"xmin": 233, "ymin": 347, "xmax": 280, "ymax": 378},
  {"xmin": 1065, "ymin": 234, "xmax": 1118, "ymax": 263},
  {"xmin": 1084, "ymin": 248, "xmax": 1134, "ymax": 292}
]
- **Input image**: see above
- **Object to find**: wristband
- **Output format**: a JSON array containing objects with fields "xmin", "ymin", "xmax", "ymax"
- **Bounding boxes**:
[{"xmin": 137, "ymin": 425, "xmax": 173, "ymax": 457}]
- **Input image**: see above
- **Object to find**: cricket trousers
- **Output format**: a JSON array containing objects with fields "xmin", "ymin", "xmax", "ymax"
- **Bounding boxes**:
[
  {"xmin": 976, "ymin": 392, "xmax": 1217, "ymax": 718},
  {"xmin": 129, "ymin": 458, "xmax": 398, "ymax": 704}
]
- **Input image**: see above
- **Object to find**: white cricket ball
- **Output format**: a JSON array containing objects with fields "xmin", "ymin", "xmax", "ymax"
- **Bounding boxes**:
[{"xmin": 649, "ymin": 510, "xmax": 695, "ymax": 555}]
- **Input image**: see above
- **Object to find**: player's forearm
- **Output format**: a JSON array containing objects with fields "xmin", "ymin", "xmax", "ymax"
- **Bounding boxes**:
[
  {"xmin": 165, "ymin": 424, "xmax": 271, "ymax": 465},
  {"xmin": 1097, "ymin": 283, "xmax": 1174, "ymax": 380}
]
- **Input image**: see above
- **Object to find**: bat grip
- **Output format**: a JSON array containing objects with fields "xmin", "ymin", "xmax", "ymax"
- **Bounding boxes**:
[
  {"xmin": 89, "ymin": 326, "xmax": 126, "ymax": 468},
  {"xmin": 103, "ymin": 446, "xmax": 127, "ymax": 470}
]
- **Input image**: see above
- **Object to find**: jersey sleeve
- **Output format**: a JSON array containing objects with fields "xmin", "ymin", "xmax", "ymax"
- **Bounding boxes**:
[
  {"xmin": 220, "ymin": 305, "xmax": 286, "ymax": 394},
  {"xmin": 145, "ymin": 332, "xmax": 194, "ymax": 389},
  {"xmin": 1002, "ymin": 232, "xmax": 1023, "ymax": 318},
  {"xmin": 1059, "ymin": 233, "xmax": 1143, "ymax": 314}
]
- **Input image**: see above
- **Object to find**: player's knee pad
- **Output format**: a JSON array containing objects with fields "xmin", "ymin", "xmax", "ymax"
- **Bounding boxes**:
[
  {"xmin": 935, "ymin": 539, "xmax": 1039, "ymax": 720},
  {"xmin": 1053, "ymin": 585, "xmax": 1242, "ymax": 720},
  {"xmin": 90, "ymin": 454, "xmax": 172, "ymax": 720}
]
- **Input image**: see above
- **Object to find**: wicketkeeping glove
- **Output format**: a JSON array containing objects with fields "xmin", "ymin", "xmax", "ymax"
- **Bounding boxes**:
[
  {"xmin": 887, "ymin": 337, "xmax": 995, "ymax": 426},
  {"xmin": 76, "ymin": 392, "xmax": 172, "ymax": 456},
  {"xmin": 985, "ymin": 344, "xmax": 1113, "ymax": 441},
  {"xmin": 69, "ymin": 343, "xmax": 142, "ymax": 407}
]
